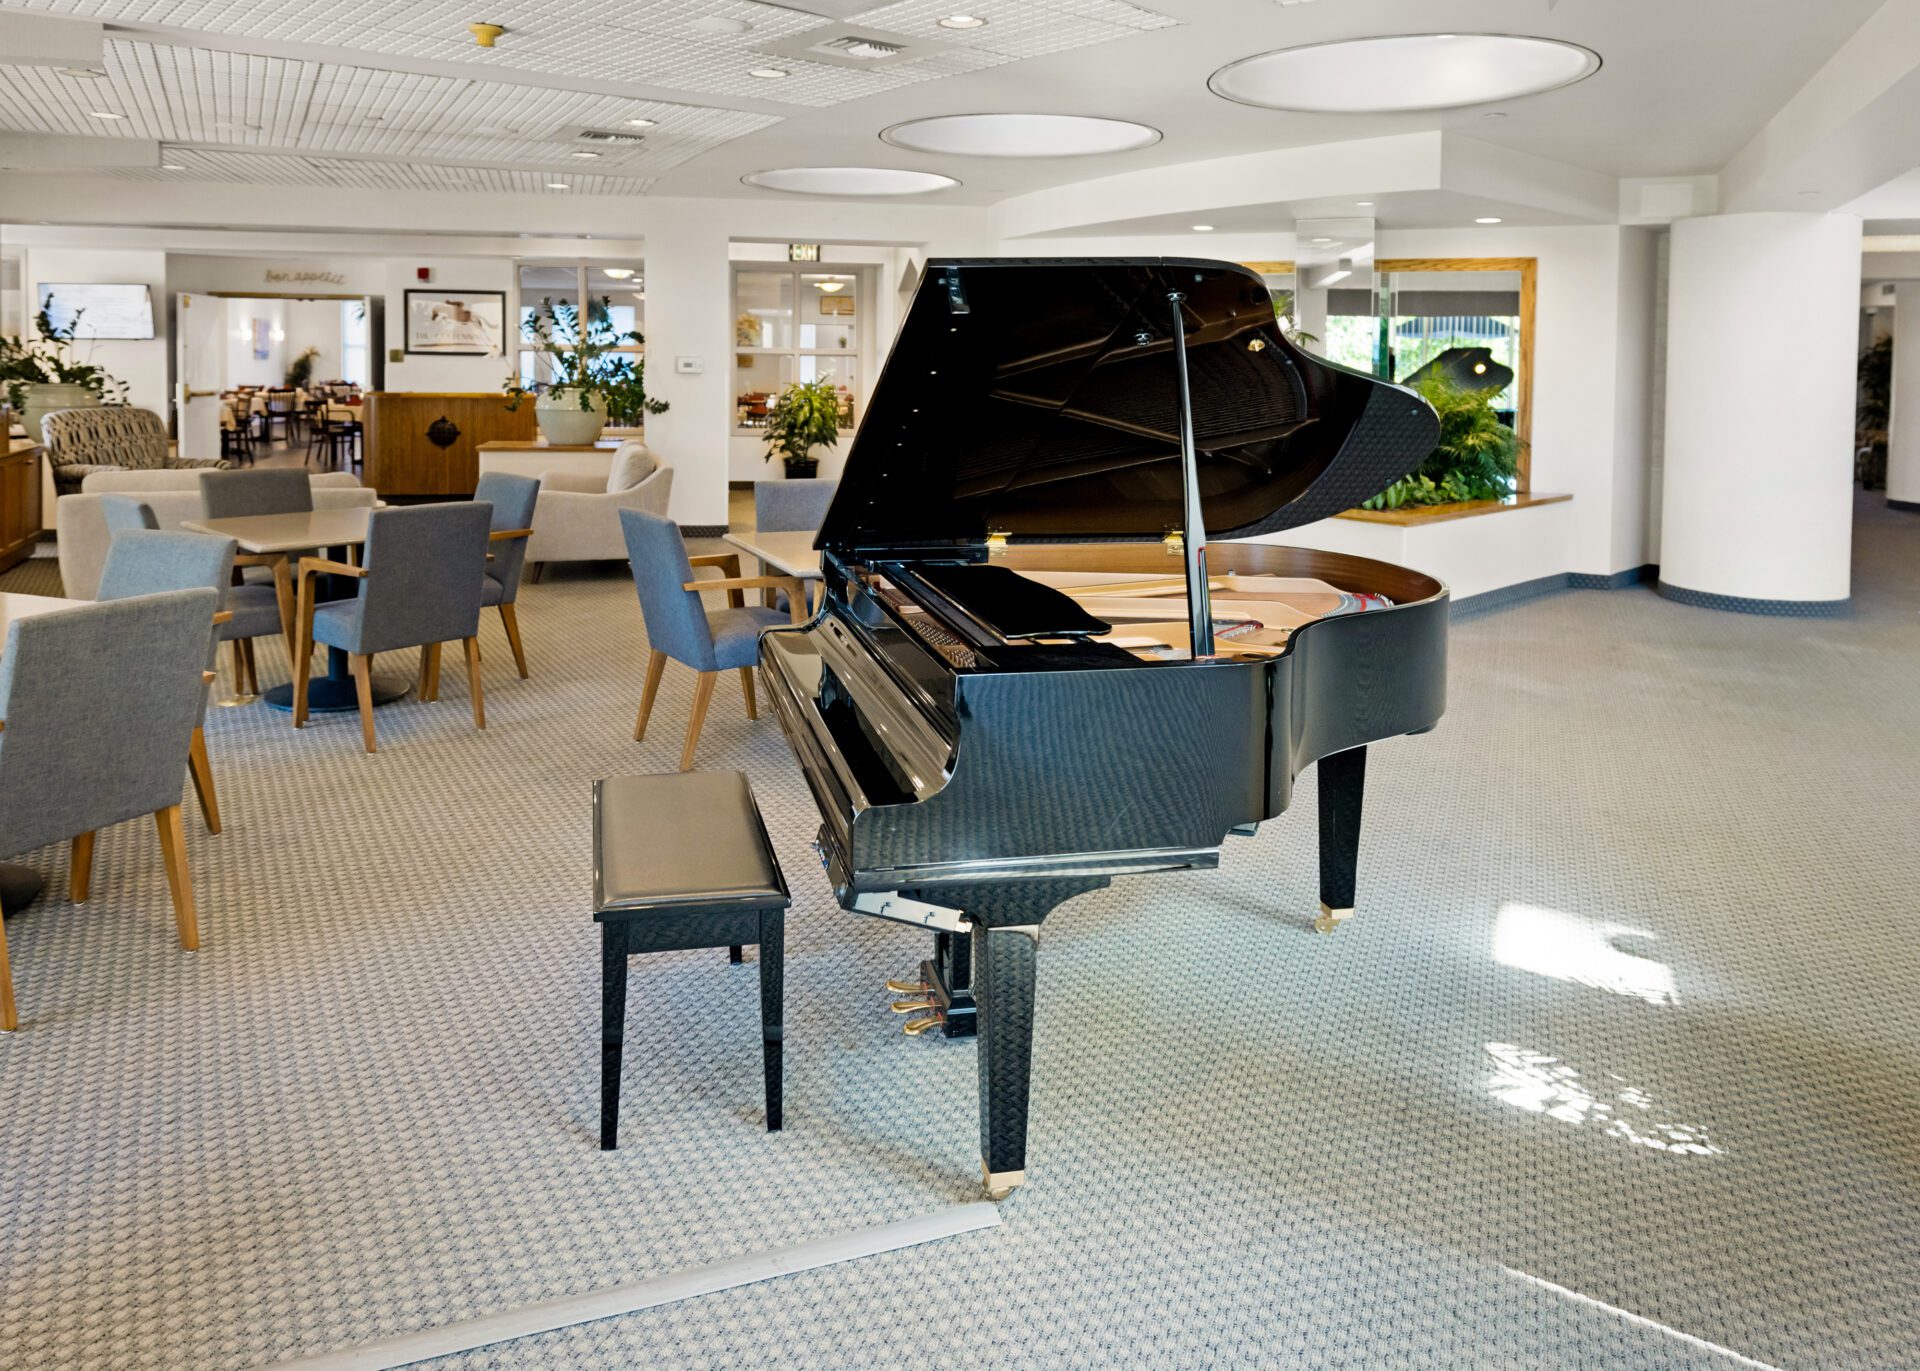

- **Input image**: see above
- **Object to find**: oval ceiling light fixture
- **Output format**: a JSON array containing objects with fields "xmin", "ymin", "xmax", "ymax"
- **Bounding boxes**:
[
  {"xmin": 743, "ymin": 166, "xmax": 959, "ymax": 196},
  {"xmin": 882, "ymin": 113, "xmax": 1160, "ymax": 158},
  {"xmin": 1475, "ymin": 216, "xmax": 1503, "ymax": 224},
  {"xmin": 690, "ymin": 15, "xmax": 752, "ymax": 34},
  {"xmin": 1191, "ymin": 224, "xmax": 1214, "ymax": 232},
  {"xmin": 602, "ymin": 267, "xmax": 635, "ymax": 279},
  {"xmin": 88, "ymin": 110, "xmax": 126, "ymax": 120},
  {"xmin": 625, "ymin": 117, "xmax": 656, "ymax": 128},
  {"xmin": 938, "ymin": 13, "xmax": 988, "ymax": 28},
  {"xmin": 748, "ymin": 67, "xmax": 790, "ymax": 80},
  {"xmin": 1209, "ymin": 34, "xmax": 1599, "ymax": 113},
  {"xmin": 546, "ymin": 181, "xmax": 571, "ymax": 190}
]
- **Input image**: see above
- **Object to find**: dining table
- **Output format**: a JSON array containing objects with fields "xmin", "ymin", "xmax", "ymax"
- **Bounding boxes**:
[
  {"xmin": 0, "ymin": 593, "xmax": 91, "ymax": 913},
  {"xmin": 179, "ymin": 507, "xmax": 408, "ymax": 715}
]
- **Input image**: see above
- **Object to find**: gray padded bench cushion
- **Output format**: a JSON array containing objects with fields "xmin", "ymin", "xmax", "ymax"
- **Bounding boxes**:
[{"xmin": 593, "ymin": 771, "xmax": 789, "ymax": 918}]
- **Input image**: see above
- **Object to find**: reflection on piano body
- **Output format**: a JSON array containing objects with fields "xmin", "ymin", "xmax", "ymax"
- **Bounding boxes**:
[{"xmin": 759, "ymin": 258, "xmax": 1446, "ymax": 1197}]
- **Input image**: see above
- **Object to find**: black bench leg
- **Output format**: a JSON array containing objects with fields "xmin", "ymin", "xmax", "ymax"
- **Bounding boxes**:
[
  {"xmin": 728, "ymin": 944, "xmax": 744, "ymax": 964},
  {"xmin": 1316, "ymin": 746, "xmax": 1367, "ymax": 934},
  {"xmin": 600, "ymin": 922, "xmax": 628, "ymax": 1150},
  {"xmin": 759, "ymin": 909, "xmax": 784, "ymax": 1131},
  {"xmin": 976, "ymin": 923, "xmax": 1038, "ymax": 1198}
]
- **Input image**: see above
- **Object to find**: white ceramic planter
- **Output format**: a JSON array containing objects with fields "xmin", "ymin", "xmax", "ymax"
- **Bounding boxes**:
[
  {"xmin": 20, "ymin": 383, "xmax": 100, "ymax": 443},
  {"xmin": 535, "ymin": 390, "xmax": 608, "ymax": 446}
]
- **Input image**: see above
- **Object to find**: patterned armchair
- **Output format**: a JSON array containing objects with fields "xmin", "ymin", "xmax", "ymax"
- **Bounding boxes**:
[{"xmin": 41, "ymin": 406, "xmax": 227, "ymax": 497}]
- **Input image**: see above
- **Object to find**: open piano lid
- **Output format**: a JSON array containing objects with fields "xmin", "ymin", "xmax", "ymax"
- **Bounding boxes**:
[{"xmin": 818, "ymin": 257, "xmax": 1437, "ymax": 553}]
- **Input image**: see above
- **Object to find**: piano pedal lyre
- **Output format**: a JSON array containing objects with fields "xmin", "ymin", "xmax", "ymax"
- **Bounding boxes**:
[
  {"xmin": 885, "ymin": 976, "xmax": 928, "ymax": 996},
  {"xmin": 891, "ymin": 997, "xmax": 933, "ymax": 1014},
  {"xmin": 902, "ymin": 1011, "xmax": 944, "ymax": 1037}
]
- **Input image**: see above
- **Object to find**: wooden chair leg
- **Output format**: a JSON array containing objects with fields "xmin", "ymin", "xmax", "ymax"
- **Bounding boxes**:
[
  {"xmin": 240, "ymin": 638, "xmax": 259, "ymax": 696},
  {"xmin": 680, "ymin": 671, "xmax": 717, "ymax": 772},
  {"xmin": 348, "ymin": 652, "xmax": 377, "ymax": 752},
  {"xmin": 739, "ymin": 667, "xmax": 757, "ymax": 720},
  {"xmin": 529, "ymin": 561, "xmax": 544, "ymax": 585},
  {"xmin": 418, "ymin": 643, "xmax": 437, "ymax": 701},
  {"xmin": 0, "ymin": 909, "xmax": 15, "ymax": 1031},
  {"xmin": 498, "ymin": 602, "xmax": 529, "ymax": 678},
  {"xmin": 187, "ymin": 726, "xmax": 221, "ymax": 834},
  {"xmin": 463, "ymin": 637, "xmax": 486, "ymax": 730},
  {"xmin": 154, "ymin": 805, "xmax": 199, "ymax": 951},
  {"xmin": 70, "ymin": 830, "xmax": 96, "ymax": 903},
  {"xmin": 230, "ymin": 639, "xmax": 248, "ymax": 697},
  {"xmin": 293, "ymin": 579, "xmax": 315, "ymax": 728},
  {"xmin": 633, "ymin": 650, "xmax": 667, "ymax": 742},
  {"xmin": 272, "ymin": 557, "xmax": 295, "ymax": 662}
]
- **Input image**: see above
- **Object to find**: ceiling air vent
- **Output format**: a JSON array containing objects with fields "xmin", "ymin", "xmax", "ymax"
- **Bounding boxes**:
[
  {"xmin": 573, "ymin": 127, "xmax": 647, "ymax": 146},
  {"xmin": 756, "ymin": 25, "xmax": 949, "ymax": 72}
]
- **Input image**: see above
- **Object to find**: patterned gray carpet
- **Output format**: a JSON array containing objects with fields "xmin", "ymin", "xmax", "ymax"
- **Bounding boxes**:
[{"xmin": 2, "ymin": 498, "xmax": 1917, "ymax": 1370}]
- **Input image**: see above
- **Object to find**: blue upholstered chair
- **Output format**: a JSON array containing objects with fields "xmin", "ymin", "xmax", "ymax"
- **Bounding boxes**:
[
  {"xmin": 752, "ymin": 479, "xmax": 837, "ymax": 534},
  {"xmin": 96, "ymin": 529, "xmax": 260, "ymax": 833},
  {"xmin": 474, "ymin": 471, "xmax": 538, "ymax": 678},
  {"xmin": 620, "ymin": 508, "xmax": 806, "ymax": 771},
  {"xmin": 100, "ymin": 495, "xmax": 160, "ymax": 535},
  {"xmin": 0, "ymin": 588, "xmax": 221, "ymax": 1030},
  {"xmin": 292, "ymin": 502, "xmax": 493, "ymax": 753},
  {"xmin": 199, "ymin": 468, "xmax": 315, "ymax": 660}
]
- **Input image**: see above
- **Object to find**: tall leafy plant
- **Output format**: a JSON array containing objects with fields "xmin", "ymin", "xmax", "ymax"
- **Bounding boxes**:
[
  {"xmin": 1361, "ymin": 372, "xmax": 1522, "ymax": 510},
  {"xmin": 762, "ymin": 375, "xmax": 841, "ymax": 473},
  {"xmin": 502, "ymin": 296, "xmax": 667, "ymax": 421},
  {"xmin": 1857, "ymin": 335, "xmax": 1893, "ymax": 489},
  {"xmin": 0, "ymin": 302, "xmax": 129, "ymax": 413}
]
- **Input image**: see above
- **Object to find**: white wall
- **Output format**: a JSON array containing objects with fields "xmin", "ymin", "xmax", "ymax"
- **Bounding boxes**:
[
  {"xmin": 20, "ymin": 245, "xmax": 170, "ymax": 415},
  {"xmin": 224, "ymin": 297, "xmax": 286, "ymax": 387},
  {"xmin": 381, "ymin": 256, "xmax": 516, "ymax": 394},
  {"xmin": 1886, "ymin": 281, "xmax": 1920, "ymax": 503},
  {"xmin": 285, "ymin": 297, "xmax": 343, "ymax": 384}
]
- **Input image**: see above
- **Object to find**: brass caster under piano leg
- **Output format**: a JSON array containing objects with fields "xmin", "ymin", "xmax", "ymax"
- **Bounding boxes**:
[
  {"xmin": 1314, "ymin": 901, "xmax": 1353, "ymax": 934},
  {"xmin": 981, "ymin": 1161, "xmax": 1027, "ymax": 1201},
  {"xmin": 902, "ymin": 1012, "xmax": 944, "ymax": 1036}
]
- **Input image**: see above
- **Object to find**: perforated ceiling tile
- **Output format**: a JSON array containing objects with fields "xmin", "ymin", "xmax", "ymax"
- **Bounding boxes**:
[{"xmin": 102, "ymin": 146, "xmax": 656, "ymax": 194}]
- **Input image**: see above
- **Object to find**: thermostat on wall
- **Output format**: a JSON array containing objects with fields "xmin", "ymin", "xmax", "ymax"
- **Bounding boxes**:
[{"xmin": 675, "ymin": 356, "xmax": 704, "ymax": 375}]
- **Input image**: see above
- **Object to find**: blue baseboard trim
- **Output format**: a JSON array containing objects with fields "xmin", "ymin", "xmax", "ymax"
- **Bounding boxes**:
[
  {"xmin": 1654, "ymin": 581, "xmax": 1850, "ymax": 617},
  {"xmin": 1568, "ymin": 563, "xmax": 1658, "ymax": 590},
  {"xmin": 1890, "ymin": 498, "xmax": 1920, "ymax": 512},
  {"xmin": 1450, "ymin": 575, "xmax": 1570, "ymax": 617}
]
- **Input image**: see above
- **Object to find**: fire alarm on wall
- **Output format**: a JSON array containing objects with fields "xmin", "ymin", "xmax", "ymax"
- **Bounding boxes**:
[{"xmin": 416, "ymin": 267, "xmax": 432, "ymax": 281}]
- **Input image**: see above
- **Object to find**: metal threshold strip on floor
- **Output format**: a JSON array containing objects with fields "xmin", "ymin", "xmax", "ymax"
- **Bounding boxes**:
[{"xmin": 273, "ymin": 1203, "xmax": 1002, "ymax": 1370}]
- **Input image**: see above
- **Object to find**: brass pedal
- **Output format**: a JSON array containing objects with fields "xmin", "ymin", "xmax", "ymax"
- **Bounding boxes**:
[
  {"xmin": 885, "ymin": 977, "xmax": 928, "ymax": 996},
  {"xmin": 891, "ymin": 998, "xmax": 933, "ymax": 1014},
  {"xmin": 902, "ymin": 1012, "xmax": 943, "ymax": 1036}
]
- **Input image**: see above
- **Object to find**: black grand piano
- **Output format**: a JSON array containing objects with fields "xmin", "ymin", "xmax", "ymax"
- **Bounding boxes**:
[{"xmin": 759, "ymin": 258, "xmax": 1448, "ymax": 1198}]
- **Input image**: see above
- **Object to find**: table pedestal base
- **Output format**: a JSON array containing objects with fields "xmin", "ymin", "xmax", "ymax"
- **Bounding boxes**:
[
  {"xmin": 0, "ymin": 864, "xmax": 45, "ymax": 917},
  {"xmin": 262, "ymin": 646, "xmax": 413, "ymax": 713}
]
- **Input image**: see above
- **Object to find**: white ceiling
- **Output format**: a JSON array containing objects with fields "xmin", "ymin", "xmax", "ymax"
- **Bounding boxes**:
[{"xmin": 0, "ymin": 0, "xmax": 1899, "ymax": 214}]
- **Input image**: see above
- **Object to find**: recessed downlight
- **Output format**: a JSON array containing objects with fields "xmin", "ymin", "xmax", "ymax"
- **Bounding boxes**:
[
  {"xmin": 88, "ymin": 110, "xmax": 126, "ymax": 120},
  {"xmin": 1475, "ymin": 216, "xmax": 1503, "ymax": 224},
  {"xmin": 1210, "ymin": 34, "xmax": 1600, "ymax": 113},
  {"xmin": 602, "ymin": 268, "xmax": 635, "ymax": 279},
  {"xmin": 625, "ymin": 117, "xmax": 657, "ymax": 128},
  {"xmin": 743, "ymin": 166, "xmax": 958, "ymax": 196},
  {"xmin": 546, "ymin": 182, "xmax": 571, "ymax": 190},
  {"xmin": 570, "ymin": 150, "xmax": 601, "ymax": 159},
  {"xmin": 748, "ymin": 67, "xmax": 789, "ymax": 80},
  {"xmin": 689, "ymin": 16, "xmax": 751, "ymax": 34},
  {"xmin": 1192, "ymin": 224, "xmax": 1214, "ymax": 232},
  {"xmin": 1355, "ymin": 200, "xmax": 1375, "ymax": 207},
  {"xmin": 882, "ymin": 113, "xmax": 1160, "ymax": 158},
  {"xmin": 938, "ymin": 13, "xmax": 988, "ymax": 28},
  {"xmin": 161, "ymin": 163, "xmax": 186, "ymax": 171}
]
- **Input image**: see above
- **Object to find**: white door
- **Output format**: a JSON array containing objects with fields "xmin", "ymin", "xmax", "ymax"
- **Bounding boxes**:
[{"xmin": 175, "ymin": 292, "xmax": 226, "ymax": 461}]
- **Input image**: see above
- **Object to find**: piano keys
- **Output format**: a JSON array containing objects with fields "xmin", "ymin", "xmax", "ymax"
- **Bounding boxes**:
[{"xmin": 758, "ymin": 258, "xmax": 1446, "ymax": 1198}]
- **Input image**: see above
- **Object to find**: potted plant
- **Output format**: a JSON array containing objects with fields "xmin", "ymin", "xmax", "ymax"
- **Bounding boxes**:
[
  {"xmin": 0, "ymin": 301, "xmax": 129, "ymax": 440},
  {"xmin": 1857, "ymin": 334, "xmax": 1892, "ymax": 490},
  {"xmin": 503, "ymin": 296, "xmax": 666, "ymax": 445},
  {"xmin": 1358, "ymin": 372, "xmax": 1523, "ymax": 511},
  {"xmin": 761, "ymin": 375, "xmax": 842, "ymax": 480},
  {"xmin": 286, "ymin": 345, "xmax": 321, "ymax": 391}
]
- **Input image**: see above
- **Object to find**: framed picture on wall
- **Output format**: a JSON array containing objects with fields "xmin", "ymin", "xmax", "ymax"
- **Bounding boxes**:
[
  {"xmin": 251, "ymin": 317, "xmax": 270, "ymax": 361},
  {"xmin": 403, "ymin": 290, "xmax": 506, "ymax": 356}
]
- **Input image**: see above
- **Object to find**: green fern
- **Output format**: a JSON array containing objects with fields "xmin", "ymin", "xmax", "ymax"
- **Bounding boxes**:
[{"xmin": 1361, "ymin": 372, "xmax": 1523, "ymax": 510}]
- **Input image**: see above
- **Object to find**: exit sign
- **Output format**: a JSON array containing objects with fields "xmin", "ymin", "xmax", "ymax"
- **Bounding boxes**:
[{"xmin": 787, "ymin": 244, "xmax": 821, "ymax": 262}]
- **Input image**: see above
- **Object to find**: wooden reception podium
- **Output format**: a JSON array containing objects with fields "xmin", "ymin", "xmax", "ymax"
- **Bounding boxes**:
[{"xmin": 360, "ymin": 393, "xmax": 536, "ymax": 496}]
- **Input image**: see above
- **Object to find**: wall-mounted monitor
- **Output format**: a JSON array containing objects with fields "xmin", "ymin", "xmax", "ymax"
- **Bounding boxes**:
[{"xmin": 36, "ymin": 283, "xmax": 156, "ymax": 340}]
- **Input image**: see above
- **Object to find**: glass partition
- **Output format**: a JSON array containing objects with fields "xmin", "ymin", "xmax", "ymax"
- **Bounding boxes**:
[{"xmin": 734, "ymin": 264, "xmax": 863, "ymax": 434}]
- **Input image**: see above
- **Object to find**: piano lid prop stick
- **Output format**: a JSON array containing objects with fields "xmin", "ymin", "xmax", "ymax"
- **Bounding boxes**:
[{"xmin": 1167, "ymin": 288, "xmax": 1214, "ymax": 659}]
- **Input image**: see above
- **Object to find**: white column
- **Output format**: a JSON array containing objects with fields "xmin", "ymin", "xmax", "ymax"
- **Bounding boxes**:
[
  {"xmin": 1291, "ymin": 286, "xmax": 1327, "ymax": 356},
  {"xmin": 639, "ymin": 214, "xmax": 732, "ymax": 530},
  {"xmin": 1886, "ymin": 283, "xmax": 1920, "ymax": 507},
  {"xmin": 1660, "ymin": 212, "xmax": 1861, "ymax": 612}
]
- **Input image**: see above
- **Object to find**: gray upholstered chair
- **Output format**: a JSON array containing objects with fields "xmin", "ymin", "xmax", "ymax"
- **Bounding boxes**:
[
  {"xmin": 753, "ymin": 479, "xmax": 837, "ymax": 534},
  {"xmin": 474, "ymin": 471, "xmax": 538, "ymax": 678},
  {"xmin": 0, "ymin": 588, "xmax": 220, "ymax": 1030},
  {"xmin": 293, "ymin": 502, "xmax": 493, "ymax": 753},
  {"xmin": 620, "ymin": 508, "xmax": 806, "ymax": 772},
  {"xmin": 97, "ymin": 529, "xmax": 281, "ymax": 833},
  {"xmin": 41, "ymin": 406, "xmax": 226, "ymax": 497},
  {"xmin": 100, "ymin": 495, "xmax": 160, "ymax": 535},
  {"xmin": 199, "ymin": 468, "xmax": 317, "ymax": 658}
]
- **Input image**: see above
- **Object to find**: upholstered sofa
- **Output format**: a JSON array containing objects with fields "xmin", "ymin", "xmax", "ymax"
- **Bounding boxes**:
[
  {"xmin": 525, "ymin": 440, "xmax": 674, "ymax": 570},
  {"xmin": 41, "ymin": 406, "xmax": 228, "ymax": 497},
  {"xmin": 57, "ymin": 470, "xmax": 376, "ymax": 599}
]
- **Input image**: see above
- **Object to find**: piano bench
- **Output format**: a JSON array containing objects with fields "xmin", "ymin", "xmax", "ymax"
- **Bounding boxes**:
[{"xmin": 593, "ymin": 771, "xmax": 791, "ymax": 1150}]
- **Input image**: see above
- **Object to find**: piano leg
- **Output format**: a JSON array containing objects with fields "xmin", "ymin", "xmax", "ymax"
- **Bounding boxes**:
[
  {"xmin": 975, "ymin": 923, "xmax": 1039, "ymax": 1199},
  {"xmin": 1315, "ymin": 745, "xmax": 1367, "ymax": 933}
]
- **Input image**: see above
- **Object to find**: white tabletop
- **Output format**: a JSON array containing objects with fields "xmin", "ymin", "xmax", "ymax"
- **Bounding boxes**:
[
  {"xmin": 182, "ymin": 507, "xmax": 372, "ymax": 554},
  {"xmin": 0, "ymin": 591, "xmax": 87, "ymax": 641},
  {"xmin": 722, "ymin": 529, "xmax": 822, "ymax": 581}
]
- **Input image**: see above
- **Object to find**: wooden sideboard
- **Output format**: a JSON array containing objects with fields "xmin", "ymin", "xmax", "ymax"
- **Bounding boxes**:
[
  {"xmin": 360, "ymin": 393, "xmax": 536, "ymax": 496},
  {"xmin": 0, "ymin": 441, "xmax": 44, "ymax": 574}
]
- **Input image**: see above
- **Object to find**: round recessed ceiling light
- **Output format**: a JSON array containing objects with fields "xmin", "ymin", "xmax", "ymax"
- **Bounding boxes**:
[
  {"xmin": 689, "ymin": 16, "xmax": 752, "ymax": 34},
  {"xmin": 61, "ymin": 67, "xmax": 107, "ymax": 79},
  {"xmin": 602, "ymin": 267, "xmax": 635, "ymax": 279},
  {"xmin": 882, "ymin": 113, "xmax": 1160, "ymax": 158},
  {"xmin": 161, "ymin": 163, "xmax": 186, "ymax": 171},
  {"xmin": 1355, "ymin": 200, "xmax": 1375, "ymax": 207},
  {"xmin": 546, "ymin": 182, "xmax": 571, "ymax": 190},
  {"xmin": 1482, "ymin": 111, "xmax": 1510, "ymax": 121},
  {"xmin": 1475, "ymin": 216, "xmax": 1503, "ymax": 224},
  {"xmin": 570, "ymin": 150, "xmax": 601, "ymax": 159},
  {"xmin": 743, "ymin": 166, "xmax": 959, "ymax": 196},
  {"xmin": 748, "ymin": 67, "xmax": 789, "ymax": 80},
  {"xmin": 1192, "ymin": 224, "xmax": 1214, "ymax": 232},
  {"xmin": 1311, "ymin": 236, "xmax": 1334, "ymax": 244},
  {"xmin": 1210, "ymin": 34, "xmax": 1600, "ymax": 113},
  {"xmin": 938, "ymin": 13, "xmax": 988, "ymax": 28},
  {"xmin": 88, "ymin": 110, "xmax": 126, "ymax": 120},
  {"xmin": 625, "ymin": 117, "xmax": 656, "ymax": 128}
]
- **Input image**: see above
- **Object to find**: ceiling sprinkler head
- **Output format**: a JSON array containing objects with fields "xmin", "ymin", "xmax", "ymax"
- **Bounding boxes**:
[{"xmin": 469, "ymin": 21, "xmax": 506, "ymax": 47}]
